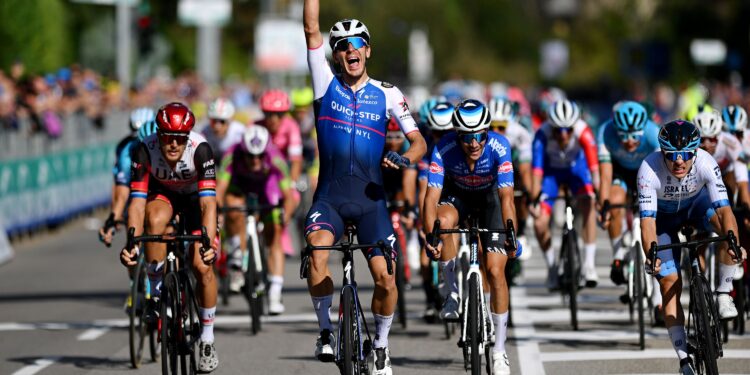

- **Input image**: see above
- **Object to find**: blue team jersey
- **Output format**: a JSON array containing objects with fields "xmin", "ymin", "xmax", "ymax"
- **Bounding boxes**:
[
  {"xmin": 308, "ymin": 46, "xmax": 418, "ymax": 195},
  {"xmin": 427, "ymin": 132, "xmax": 514, "ymax": 192},
  {"xmin": 597, "ymin": 119, "xmax": 660, "ymax": 170},
  {"xmin": 113, "ymin": 135, "xmax": 138, "ymax": 186}
]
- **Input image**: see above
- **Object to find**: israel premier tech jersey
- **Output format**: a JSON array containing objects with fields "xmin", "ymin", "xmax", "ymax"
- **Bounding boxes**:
[
  {"xmin": 427, "ymin": 132, "xmax": 514, "ymax": 192},
  {"xmin": 308, "ymin": 44, "xmax": 419, "ymax": 190}
]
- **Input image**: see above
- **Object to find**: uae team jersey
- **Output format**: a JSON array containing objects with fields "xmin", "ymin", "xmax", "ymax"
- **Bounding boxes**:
[
  {"xmin": 637, "ymin": 148, "xmax": 729, "ymax": 218},
  {"xmin": 130, "ymin": 132, "xmax": 217, "ymax": 198},
  {"xmin": 427, "ymin": 132, "xmax": 514, "ymax": 192},
  {"xmin": 532, "ymin": 120, "xmax": 599, "ymax": 174},
  {"xmin": 308, "ymin": 44, "xmax": 418, "ymax": 193}
]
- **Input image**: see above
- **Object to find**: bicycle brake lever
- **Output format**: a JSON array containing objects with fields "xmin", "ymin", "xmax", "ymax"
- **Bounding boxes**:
[
  {"xmin": 300, "ymin": 246, "xmax": 311, "ymax": 279},
  {"xmin": 126, "ymin": 227, "xmax": 135, "ymax": 252},
  {"xmin": 727, "ymin": 230, "xmax": 741, "ymax": 263},
  {"xmin": 506, "ymin": 219, "xmax": 517, "ymax": 252},
  {"xmin": 379, "ymin": 240, "xmax": 393, "ymax": 275},
  {"xmin": 647, "ymin": 241, "xmax": 658, "ymax": 275}
]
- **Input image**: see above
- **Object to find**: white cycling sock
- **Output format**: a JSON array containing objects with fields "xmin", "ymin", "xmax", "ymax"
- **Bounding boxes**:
[
  {"xmin": 717, "ymin": 263, "xmax": 737, "ymax": 293},
  {"xmin": 199, "ymin": 306, "xmax": 216, "ymax": 343},
  {"xmin": 492, "ymin": 312, "xmax": 509, "ymax": 353},
  {"xmin": 373, "ymin": 313, "xmax": 393, "ymax": 348},
  {"xmin": 652, "ymin": 276, "xmax": 662, "ymax": 306},
  {"xmin": 544, "ymin": 248, "xmax": 556, "ymax": 267},
  {"xmin": 668, "ymin": 325, "xmax": 688, "ymax": 360},
  {"xmin": 147, "ymin": 261, "xmax": 164, "ymax": 299},
  {"xmin": 611, "ymin": 234, "xmax": 626, "ymax": 260},
  {"xmin": 484, "ymin": 292, "xmax": 491, "ymax": 306},
  {"xmin": 269, "ymin": 275, "xmax": 283, "ymax": 299},
  {"xmin": 312, "ymin": 295, "xmax": 333, "ymax": 332},
  {"xmin": 441, "ymin": 258, "xmax": 458, "ymax": 295},
  {"xmin": 585, "ymin": 243, "xmax": 597, "ymax": 269}
]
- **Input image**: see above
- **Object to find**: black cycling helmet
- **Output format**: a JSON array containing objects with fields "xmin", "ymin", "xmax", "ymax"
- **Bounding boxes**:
[{"xmin": 657, "ymin": 119, "xmax": 701, "ymax": 152}]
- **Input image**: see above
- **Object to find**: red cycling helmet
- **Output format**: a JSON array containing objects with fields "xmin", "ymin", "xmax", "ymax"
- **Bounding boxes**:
[
  {"xmin": 260, "ymin": 89, "xmax": 291, "ymax": 113},
  {"xmin": 387, "ymin": 117, "xmax": 400, "ymax": 132},
  {"xmin": 156, "ymin": 102, "xmax": 195, "ymax": 133}
]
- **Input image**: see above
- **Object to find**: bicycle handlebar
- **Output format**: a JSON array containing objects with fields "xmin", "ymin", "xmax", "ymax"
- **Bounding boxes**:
[
  {"xmin": 647, "ymin": 230, "xmax": 741, "ymax": 273},
  {"xmin": 430, "ymin": 219, "xmax": 517, "ymax": 253},
  {"xmin": 126, "ymin": 226, "xmax": 212, "ymax": 252},
  {"xmin": 300, "ymin": 240, "xmax": 394, "ymax": 279}
]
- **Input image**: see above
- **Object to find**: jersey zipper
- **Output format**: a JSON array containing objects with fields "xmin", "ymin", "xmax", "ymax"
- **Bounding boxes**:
[{"xmin": 349, "ymin": 85, "xmax": 357, "ymax": 176}]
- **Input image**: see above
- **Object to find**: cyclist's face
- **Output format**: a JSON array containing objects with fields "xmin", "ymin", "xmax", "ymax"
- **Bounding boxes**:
[
  {"xmin": 158, "ymin": 133, "xmax": 189, "ymax": 164},
  {"xmin": 552, "ymin": 127, "xmax": 572, "ymax": 146},
  {"xmin": 244, "ymin": 153, "xmax": 264, "ymax": 172},
  {"xmin": 700, "ymin": 136, "xmax": 718, "ymax": 155},
  {"xmin": 458, "ymin": 131, "xmax": 487, "ymax": 161},
  {"xmin": 621, "ymin": 138, "xmax": 640, "ymax": 152},
  {"xmin": 209, "ymin": 118, "xmax": 228, "ymax": 137},
  {"xmin": 664, "ymin": 154, "xmax": 694, "ymax": 179},
  {"xmin": 263, "ymin": 112, "xmax": 283, "ymax": 133},
  {"xmin": 385, "ymin": 132, "xmax": 404, "ymax": 151},
  {"xmin": 334, "ymin": 40, "xmax": 370, "ymax": 80}
]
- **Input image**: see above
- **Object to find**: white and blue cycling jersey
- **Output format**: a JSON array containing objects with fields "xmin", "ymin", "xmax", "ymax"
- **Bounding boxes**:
[
  {"xmin": 427, "ymin": 132, "xmax": 514, "ymax": 192},
  {"xmin": 113, "ymin": 135, "xmax": 139, "ymax": 186},
  {"xmin": 598, "ymin": 119, "xmax": 660, "ymax": 170},
  {"xmin": 637, "ymin": 148, "xmax": 729, "ymax": 218}
]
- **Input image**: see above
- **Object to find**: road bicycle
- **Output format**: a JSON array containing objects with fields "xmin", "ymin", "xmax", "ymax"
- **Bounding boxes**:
[
  {"xmin": 300, "ymin": 223, "xmax": 394, "ymax": 375},
  {"xmin": 647, "ymin": 228, "xmax": 741, "ymax": 375},
  {"xmin": 721, "ymin": 205, "xmax": 749, "ymax": 341},
  {"xmin": 387, "ymin": 199, "xmax": 410, "ymax": 329},
  {"xmin": 430, "ymin": 218, "xmax": 516, "ymax": 375},
  {"xmin": 601, "ymin": 198, "xmax": 654, "ymax": 350},
  {"xmin": 127, "ymin": 251, "xmax": 160, "ymax": 368},
  {"xmin": 555, "ymin": 190, "xmax": 583, "ymax": 331},
  {"xmin": 126, "ymin": 221, "xmax": 211, "ymax": 375}
]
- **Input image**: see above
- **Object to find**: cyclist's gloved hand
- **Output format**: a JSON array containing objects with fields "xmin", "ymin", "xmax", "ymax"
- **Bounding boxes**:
[
  {"xmin": 425, "ymin": 233, "xmax": 442, "ymax": 261},
  {"xmin": 383, "ymin": 151, "xmax": 410, "ymax": 169},
  {"xmin": 200, "ymin": 237, "xmax": 219, "ymax": 265},
  {"xmin": 508, "ymin": 240, "xmax": 523, "ymax": 258},
  {"xmin": 644, "ymin": 254, "xmax": 661, "ymax": 276},
  {"xmin": 120, "ymin": 246, "xmax": 139, "ymax": 267},
  {"xmin": 99, "ymin": 213, "xmax": 117, "ymax": 246}
]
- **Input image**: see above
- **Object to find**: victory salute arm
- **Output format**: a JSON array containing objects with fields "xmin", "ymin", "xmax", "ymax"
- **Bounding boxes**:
[{"xmin": 303, "ymin": 0, "xmax": 324, "ymax": 49}]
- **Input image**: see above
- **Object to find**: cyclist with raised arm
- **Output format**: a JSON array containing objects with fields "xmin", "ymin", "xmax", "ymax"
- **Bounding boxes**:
[
  {"xmin": 119, "ymin": 103, "xmax": 220, "ymax": 373},
  {"xmin": 416, "ymin": 100, "xmax": 453, "ymax": 321},
  {"xmin": 423, "ymin": 100, "xmax": 519, "ymax": 375},
  {"xmin": 99, "ymin": 107, "xmax": 157, "ymax": 246},
  {"xmin": 216, "ymin": 125, "xmax": 298, "ymax": 314},
  {"xmin": 302, "ymin": 1, "xmax": 427, "ymax": 373},
  {"xmin": 488, "ymin": 96, "xmax": 532, "ymax": 256},
  {"xmin": 530, "ymin": 99, "xmax": 601, "ymax": 289},
  {"xmin": 638, "ymin": 120, "xmax": 747, "ymax": 375},
  {"xmin": 200, "ymin": 98, "xmax": 245, "ymax": 164}
]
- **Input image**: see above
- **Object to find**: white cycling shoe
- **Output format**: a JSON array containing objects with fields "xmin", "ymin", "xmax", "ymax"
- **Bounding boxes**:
[
  {"xmin": 717, "ymin": 293, "xmax": 738, "ymax": 320},
  {"xmin": 492, "ymin": 352, "xmax": 511, "ymax": 375},
  {"xmin": 268, "ymin": 292, "xmax": 285, "ymax": 315},
  {"xmin": 440, "ymin": 293, "xmax": 460, "ymax": 321},
  {"xmin": 314, "ymin": 329, "xmax": 335, "ymax": 362},
  {"xmin": 367, "ymin": 347, "xmax": 392, "ymax": 375}
]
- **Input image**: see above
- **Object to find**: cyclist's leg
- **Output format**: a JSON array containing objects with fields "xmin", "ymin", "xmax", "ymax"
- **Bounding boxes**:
[
  {"xmin": 263, "ymin": 208, "xmax": 286, "ymax": 314},
  {"xmin": 534, "ymin": 173, "xmax": 557, "ymax": 285},
  {"xmin": 479, "ymin": 192, "xmax": 510, "ymax": 354},
  {"xmin": 144, "ymin": 194, "xmax": 174, "ymax": 300},
  {"xmin": 700, "ymin": 193, "xmax": 740, "ymax": 318},
  {"xmin": 435, "ymin": 194, "xmax": 463, "ymax": 297},
  {"xmin": 654, "ymin": 216, "xmax": 688, "ymax": 365},
  {"xmin": 224, "ymin": 190, "xmax": 247, "ymax": 268},
  {"xmin": 570, "ymin": 160, "xmax": 598, "ymax": 282},
  {"xmin": 304, "ymin": 199, "xmax": 343, "ymax": 333},
  {"xmin": 608, "ymin": 182, "xmax": 628, "ymax": 285}
]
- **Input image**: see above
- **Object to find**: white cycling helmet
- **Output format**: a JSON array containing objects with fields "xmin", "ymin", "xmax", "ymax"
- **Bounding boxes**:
[
  {"xmin": 242, "ymin": 125, "xmax": 270, "ymax": 155},
  {"xmin": 693, "ymin": 109, "xmax": 723, "ymax": 138},
  {"xmin": 130, "ymin": 107, "xmax": 155, "ymax": 132},
  {"xmin": 452, "ymin": 99, "xmax": 491, "ymax": 133},
  {"xmin": 208, "ymin": 98, "xmax": 235, "ymax": 121},
  {"xmin": 488, "ymin": 96, "xmax": 516, "ymax": 123},
  {"xmin": 329, "ymin": 19, "xmax": 371, "ymax": 50},
  {"xmin": 548, "ymin": 99, "xmax": 580, "ymax": 129},
  {"xmin": 427, "ymin": 102, "xmax": 454, "ymax": 131}
]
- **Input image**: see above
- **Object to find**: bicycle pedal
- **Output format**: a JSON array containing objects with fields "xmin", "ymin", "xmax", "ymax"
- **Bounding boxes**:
[{"xmin": 457, "ymin": 339, "xmax": 464, "ymax": 348}]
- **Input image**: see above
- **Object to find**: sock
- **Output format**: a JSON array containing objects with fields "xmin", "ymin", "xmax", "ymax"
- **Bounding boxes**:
[
  {"xmin": 492, "ymin": 312, "xmax": 509, "ymax": 353},
  {"xmin": 373, "ymin": 314, "xmax": 394, "ymax": 348},
  {"xmin": 441, "ymin": 258, "xmax": 458, "ymax": 294},
  {"xmin": 668, "ymin": 325, "xmax": 688, "ymax": 360},
  {"xmin": 585, "ymin": 243, "xmax": 597, "ymax": 269},
  {"xmin": 484, "ymin": 292, "xmax": 491, "ymax": 306},
  {"xmin": 199, "ymin": 306, "xmax": 216, "ymax": 343},
  {"xmin": 717, "ymin": 263, "xmax": 736, "ymax": 293},
  {"xmin": 147, "ymin": 261, "xmax": 164, "ymax": 299},
  {"xmin": 544, "ymin": 248, "xmax": 556, "ymax": 267},
  {"xmin": 269, "ymin": 275, "xmax": 284, "ymax": 299},
  {"xmin": 611, "ymin": 234, "xmax": 626, "ymax": 260},
  {"xmin": 651, "ymin": 276, "xmax": 662, "ymax": 306},
  {"xmin": 312, "ymin": 295, "xmax": 333, "ymax": 332}
]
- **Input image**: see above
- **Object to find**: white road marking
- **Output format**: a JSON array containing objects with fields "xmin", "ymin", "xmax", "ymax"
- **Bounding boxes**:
[
  {"xmin": 511, "ymin": 287, "xmax": 546, "ymax": 375},
  {"xmin": 11, "ymin": 357, "xmax": 59, "ymax": 375},
  {"xmin": 540, "ymin": 349, "xmax": 750, "ymax": 362},
  {"xmin": 77, "ymin": 327, "xmax": 110, "ymax": 340}
]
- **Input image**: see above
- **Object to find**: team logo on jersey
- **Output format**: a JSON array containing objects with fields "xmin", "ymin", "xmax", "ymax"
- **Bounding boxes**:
[
  {"xmin": 429, "ymin": 162, "xmax": 443, "ymax": 174},
  {"xmin": 498, "ymin": 161, "xmax": 513, "ymax": 174},
  {"xmin": 381, "ymin": 81, "xmax": 394, "ymax": 88},
  {"xmin": 399, "ymin": 97, "xmax": 409, "ymax": 113}
]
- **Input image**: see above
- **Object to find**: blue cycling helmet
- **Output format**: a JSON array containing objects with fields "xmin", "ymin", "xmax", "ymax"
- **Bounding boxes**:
[
  {"xmin": 130, "ymin": 107, "xmax": 156, "ymax": 132},
  {"xmin": 452, "ymin": 99, "xmax": 491, "ymax": 132},
  {"xmin": 658, "ymin": 120, "xmax": 701, "ymax": 152},
  {"xmin": 138, "ymin": 121, "xmax": 158, "ymax": 141},
  {"xmin": 721, "ymin": 105, "xmax": 747, "ymax": 132},
  {"xmin": 613, "ymin": 101, "xmax": 648, "ymax": 134},
  {"xmin": 418, "ymin": 96, "xmax": 445, "ymax": 125},
  {"xmin": 427, "ymin": 102, "xmax": 454, "ymax": 131}
]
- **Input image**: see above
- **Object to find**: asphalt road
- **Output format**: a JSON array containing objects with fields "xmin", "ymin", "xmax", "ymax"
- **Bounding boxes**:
[{"xmin": 1, "ymin": 212, "xmax": 749, "ymax": 375}]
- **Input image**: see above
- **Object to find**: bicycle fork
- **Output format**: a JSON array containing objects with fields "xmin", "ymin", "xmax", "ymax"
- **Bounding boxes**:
[{"xmin": 245, "ymin": 215, "xmax": 265, "ymax": 295}]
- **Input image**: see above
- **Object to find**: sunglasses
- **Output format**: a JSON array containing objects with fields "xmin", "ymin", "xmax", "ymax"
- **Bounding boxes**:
[
  {"xmin": 210, "ymin": 118, "xmax": 228, "ymax": 125},
  {"xmin": 264, "ymin": 111, "xmax": 284, "ymax": 118},
  {"xmin": 245, "ymin": 153, "xmax": 265, "ymax": 161},
  {"xmin": 158, "ymin": 131, "xmax": 189, "ymax": 145},
  {"xmin": 617, "ymin": 131, "xmax": 643, "ymax": 142},
  {"xmin": 491, "ymin": 120, "xmax": 509, "ymax": 129},
  {"xmin": 663, "ymin": 150, "xmax": 695, "ymax": 162},
  {"xmin": 333, "ymin": 37, "xmax": 369, "ymax": 52},
  {"xmin": 553, "ymin": 127, "xmax": 572, "ymax": 135},
  {"xmin": 458, "ymin": 131, "xmax": 488, "ymax": 144}
]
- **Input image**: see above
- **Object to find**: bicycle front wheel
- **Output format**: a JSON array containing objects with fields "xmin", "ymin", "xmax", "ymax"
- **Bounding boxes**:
[
  {"xmin": 396, "ymin": 251, "xmax": 407, "ymax": 329},
  {"xmin": 468, "ymin": 273, "xmax": 481, "ymax": 375},
  {"xmin": 564, "ymin": 231, "xmax": 579, "ymax": 331},
  {"xmin": 634, "ymin": 243, "xmax": 645, "ymax": 350},
  {"xmin": 244, "ymin": 244, "xmax": 261, "ymax": 335},
  {"xmin": 161, "ymin": 273, "xmax": 180, "ymax": 375},
  {"xmin": 129, "ymin": 255, "xmax": 147, "ymax": 368},
  {"xmin": 340, "ymin": 287, "xmax": 360, "ymax": 375},
  {"xmin": 691, "ymin": 277, "xmax": 720, "ymax": 375}
]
